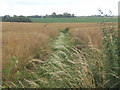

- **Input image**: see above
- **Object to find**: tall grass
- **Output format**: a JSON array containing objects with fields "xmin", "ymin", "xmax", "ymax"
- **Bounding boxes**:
[
  {"xmin": 3, "ymin": 28, "xmax": 105, "ymax": 88},
  {"xmin": 2, "ymin": 22, "xmax": 119, "ymax": 88},
  {"xmin": 100, "ymin": 22, "xmax": 120, "ymax": 88},
  {"xmin": 70, "ymin": 27, "xmax": 102, "ymax": 49},
  {"xmin": 2, "ymin": 22, "xmax": 59, "ymax": 81}
]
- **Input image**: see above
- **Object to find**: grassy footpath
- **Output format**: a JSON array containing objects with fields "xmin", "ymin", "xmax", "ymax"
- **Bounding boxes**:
[
  {"xmin": 3, "ymin": 28, "xmax": 105, "ymax": 88},
  {"xmin": 3, "ymin": 27, "xmax": 119, "ymax": 88},
  {"xmin": 31, "ymin": 17, "xmax": 117, "ymax": 23}
]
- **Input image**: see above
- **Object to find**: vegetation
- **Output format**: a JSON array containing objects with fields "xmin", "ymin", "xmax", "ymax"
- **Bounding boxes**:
[
  {"xmin": 28, "ymin": 12, "xmax": 76, "ymax": 18},
  {"xmin": 2, "ymin": 19, "xmax": 119, "ymax": 88},
  {"xmin": 1, "ymin": 13, "xmax": 117, "ymax": 23},
  {"xmin": 3, "ymin": 28, "xmax": 104, "ymax": 88},
  {"xmin": 2, "ymin": 15, "xmax": 32, "ymax": 22},
  {"xmin": 2, "ymin": 22, "xmax": 59, "ymax": 81},
  {"xmin": 100, "ymin": 22, "xmax": 119, "ymax": 87},
  {"xmin": 31, "ymin": 17, "xmax": 117, "ymax": 23}
]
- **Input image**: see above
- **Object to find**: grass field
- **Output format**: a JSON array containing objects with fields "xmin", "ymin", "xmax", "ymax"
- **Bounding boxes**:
[
  {"xmin": 31, "ymin": 17, "xmax": 118, "ymax": 23},
  {"xmin": 2, "ymin": 21, "xmax": 119, "ymax": 88},
  {"xmin": 2, "ymin": 22, "xmax": 103, "ymax": 79}
]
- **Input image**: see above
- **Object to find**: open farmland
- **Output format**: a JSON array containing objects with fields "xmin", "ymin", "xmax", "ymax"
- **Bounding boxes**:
[
  {"xmin": 2, "ymin": 22, "xmax": 102, "ymax": 78},
  {"xmin": 31, "ymin": 17, "xmax": 118, "ymax": 23},
  {"xmin": 2, "ymin": 22, "xmax": 119, "ymax": 88}
]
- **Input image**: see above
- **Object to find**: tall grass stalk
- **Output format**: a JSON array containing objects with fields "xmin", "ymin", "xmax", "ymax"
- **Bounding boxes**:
[{"xmin": 100, "ymin": 21, "xmax": 120, "ymax": 88}]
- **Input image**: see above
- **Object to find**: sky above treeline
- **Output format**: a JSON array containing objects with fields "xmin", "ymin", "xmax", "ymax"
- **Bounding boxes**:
[{"xmin": 0, "ymin": 0, "xmax": 119, "ymax": 16}]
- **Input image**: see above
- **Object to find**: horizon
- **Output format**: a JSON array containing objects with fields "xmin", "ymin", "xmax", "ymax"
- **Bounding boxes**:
[
  {"xmin": 0, "ymin": 13, "xmax": 118, "ymax": 17},
  {"xmin": 0, "ymin": 0, "xmax": 119, "ymax": 16}
]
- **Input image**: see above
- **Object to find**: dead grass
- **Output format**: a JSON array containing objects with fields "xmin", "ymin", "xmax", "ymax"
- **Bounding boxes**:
[
  {"xmin": 70, "ymin": 26, "xmax": 102, "ymax": 48},
  {"xmin": 70, "ymin": 22, "xmax": 118, "ymax": 49},
  {"xmin": 2, "ymin": 22, "xmax": 59, "ymax": 77},
  {"xmin": 2, "ymin": 22, "xmax": 117, "ymax": 79}
]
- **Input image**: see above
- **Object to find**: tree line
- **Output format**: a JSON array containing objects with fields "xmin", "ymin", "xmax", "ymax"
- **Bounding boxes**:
[
  {"xmin": 2, "ymin": 15, "xmax": 32, "ymax": 22},
  {"xmin": 2, "ymin": 12, "xmax": 76, "ymax": 22},
  {"xmin": 28, "ymin": 12, "xmax": 76, "ymax": 18},
  {"xmin": 2, "ymin": 12, "xmax": 116, "ymax": 22}
]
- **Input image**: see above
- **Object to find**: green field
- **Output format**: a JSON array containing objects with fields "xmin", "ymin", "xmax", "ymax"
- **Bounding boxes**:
[{"xmin": 31, "ymin": 17, "xmax": 117, "ymax": 23}]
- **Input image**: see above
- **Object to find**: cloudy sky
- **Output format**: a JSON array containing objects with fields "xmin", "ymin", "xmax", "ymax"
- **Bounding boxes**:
[{"xmin": 0, "ymin": 0, "xmax": 119, "ymax": 16}]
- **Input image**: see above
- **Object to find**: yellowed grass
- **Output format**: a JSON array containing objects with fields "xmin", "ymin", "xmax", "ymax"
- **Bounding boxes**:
[
  {"xmin": 70, "ymin": 22, "xmax": 118, "ymax": 49},
  {"xmin": 2, "ymin": 22, "xmax": 117, "ymax": 77},
  {"xmin": 70, "ymin": 26, "xmax": 102, "ymax": 48},
  {"xmin": 2, "ymin": 22, "xmax": 60, "ymax": 75}
]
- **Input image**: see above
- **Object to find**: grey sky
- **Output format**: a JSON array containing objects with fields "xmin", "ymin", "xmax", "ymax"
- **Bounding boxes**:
[{"xmin": 0, "ymin": 0, "xmax": 119, "ymax": 16}]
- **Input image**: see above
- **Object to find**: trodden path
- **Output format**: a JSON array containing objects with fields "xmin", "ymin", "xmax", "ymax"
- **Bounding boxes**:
[{"xmin": 4, "ymin": 29, "xmax": 96, "ymax": 88}]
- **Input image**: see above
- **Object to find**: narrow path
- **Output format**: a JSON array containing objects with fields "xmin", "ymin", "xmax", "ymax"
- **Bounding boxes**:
[
  {"xmin": 45, "ymin": 29, "xmax": 73, "ymax": 69},
  {"xmin": 39, "ymin": 29, "xmax": 95, "ymax": 88},
  {"xmin": 5, "ymin": 29, "xmax": 97, "ymax": 88},
  {"xmin": 51, "ymin": 29, "xmax": 71, "ymax": 59}
]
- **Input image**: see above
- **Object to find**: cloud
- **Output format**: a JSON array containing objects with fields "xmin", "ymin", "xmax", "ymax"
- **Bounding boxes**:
[
  {"xmin": 0, "ymin": 0, "xmax": 119, "ymax": 16},
  {"xmin": 1, "ymin": 0, "xmax": 78, "ymax": 6}
]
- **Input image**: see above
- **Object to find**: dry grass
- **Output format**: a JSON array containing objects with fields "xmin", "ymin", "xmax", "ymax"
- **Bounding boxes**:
[
  {"xmin": 70, "ymin": 26, "xmax": 102, "ymax": 48},
  {"xmin": 3, "ymin": 29, "xmax": 104, "ymax": 88},
  {"xmin": 1, "ymin": 23, "xmax": 103, "ymax": 69},
  {"xmin": 70, "ymin": 22, "xmax": 118, "ymax": 49},
  {"xmin": 2, "ymin": 22, "xmax": 117, "ymax": 79},
  {"xmin": 2, "ymin": 22, "xmax": 60, "ymax": 77}
]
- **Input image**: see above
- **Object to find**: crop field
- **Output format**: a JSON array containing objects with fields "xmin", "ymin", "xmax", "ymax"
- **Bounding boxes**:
[
  {"xmin": 2, "ymin": 21, "xmax": 119, "ymax": 88},
  {"xmin": 31, "ymin": 17, "xmax": 118, "ymax": 23},
  {"xmin": 2, "ymin": 22, "xmax": 102, "ymax": 70}
]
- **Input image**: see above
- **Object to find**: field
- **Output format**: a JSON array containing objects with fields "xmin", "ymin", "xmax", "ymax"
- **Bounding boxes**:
[
  {"xmin": 2, "ymin": 22, "xmax": 102, "ymax": 70},
  {"xmin": 2, "ymin": 21, "xmax": 119, "ymax": 88},
  {"xmin": 31, "ymin": 17, "xmax": 118, "ymax": 23}
]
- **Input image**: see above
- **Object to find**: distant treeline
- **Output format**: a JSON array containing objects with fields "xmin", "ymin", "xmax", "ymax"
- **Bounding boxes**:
[
  {"xmin": 28, "ymin": 12, "xmax": 76, "ymax": 18},
  {"xmin": 27, "ymin": 12, "xmax": 117, "ymax": 18},
  {"xmin": 2, "ymin": 12, "xmax": 76, "ymax": 22},
  {"xmin": 2, "ymin": 15, "xmax": 32, "ymax": 22},
  {"xmin": 1, "ymin": 12, "xmax": 117, "ymax": 22}
]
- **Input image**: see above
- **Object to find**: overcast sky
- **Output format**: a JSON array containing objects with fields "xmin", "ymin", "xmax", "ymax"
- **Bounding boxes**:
[{"xmin": 0, "ymin": 0, "xmax": 119, "ymax": 16}]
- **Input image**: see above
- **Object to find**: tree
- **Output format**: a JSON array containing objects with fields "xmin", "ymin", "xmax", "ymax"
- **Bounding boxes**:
[
  {"xmin": 63, "ymin": 12, "xmax": 71, "ymax": 17},
  {"xmin": 52, "ymin": 12, "xmax": 56, "ymax": 17},
  {"xmin": 72, "ymin": 14, "xmax": 75, "ymax": 17}
]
